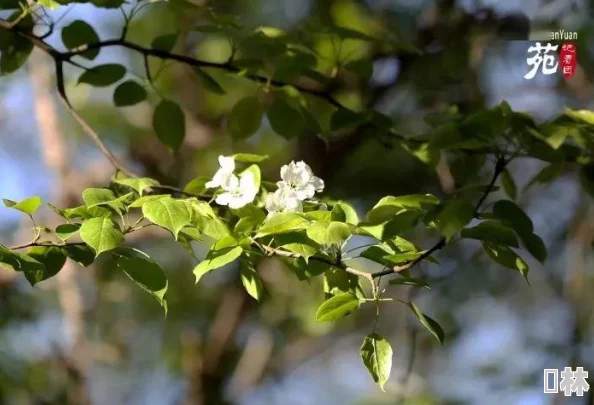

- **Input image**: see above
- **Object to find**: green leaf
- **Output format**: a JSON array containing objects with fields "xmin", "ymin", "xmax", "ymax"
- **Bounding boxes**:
[
  {"xmin": 500, "ymin": 169, "xmax": 517, "ymax": 200},
  {"xmin": 492, "ymin": 200, "xmax": 533, "ymax": 236},
  {"xmin": 113, "ymin": 81, "xmax": 147, "ymax": 106},
  {"xmin": 194, "ymin": 68, "xmax": 225, "ymax": 94},
  {"xmin": 142, "ymin": 197, "xmax": 191, "ymax": 239},
  {"xmin": 524, "ymin": 163, "xmax": 565, "ymax": 191},
  {"xmin": 55, "ymin": 223, "xmax": 81, "ymax": 241},
  {"xmin": 227, "ymin": 96, "xmax": 263, "ymax": 141},
  {"xmin": 580, "ymin": 163, "xmax": 594, "ymax": 198},
  {"xmin": 435, "ymin": 199, "xmax": 475, "ymax": 239},
  {"xmin": 461, "ymin": 220, "xmax": 519, "ymax": 247},
  {"xmin": 316, "ymin": 292, "xmax": 360, "ymax": 322},
  {"xmin": 267, "ymin": 96, "xmax": 305, "ymax": 139},
  {"xmin": 78, "ymin": 64, "xmax": 126, "ymax": 87},
  {"xmin": 183, "ymin": 177, "xmax": 209, "ymax": 196},
  {"xmin": 232, "ymin": 153, "xmax": 269, "ymax": 163},
  {"xmin": 306, "ymin": 221, "xmax": 351, "ymax": 245},
  {"xmin": 360, "ymin": 333, "xmax": 393, "ymax": 391},
  {"xmin": 25, "ymin": 246, "xmax": 67, "ymax": 285},
  {"xmin": 117, "ymin": 253, "xmax": 168, "ymax": 312},
  {"xmin": 153, "ymin": 100, "xmax": 185, "ymax": 151},
  {"xmin": 0, "ymin": 29, "xmax": 33, "ymax": 75},
  {"xmin": 324, "ymin": 268, "xmax": 363, "ymax": 297},
  {"xmin": 114, "ymin": 177, "xmax": 159, "ymax": 196},
  {"xmin": 240, "ymin": 260, "xmax": 264, "ymax": 301},
  {"xmin": 82, "ymin": 188, "xmax": 131, "ymax": 214},
  {"xmin": 234, "ymin": 207, "xmax": 266, "ymax": 234},
  {"xmin": 62, "ymin": 244, "xmax": 95, "ymax": 266},
  {"xmin": 129, "ymin": 194, "xmax": 168, "ymax": 208},
  {"xmin": 483, "ymin": 243, "xmax": 529, "ymax": 279},
  {"xmin": 366, "ymin": 194, "xmax": 439, "ymax": 224},
  {"xmin": 256, "ymin": 212, "xmax": 308, "ymax": 237},
  {"xmin": 3, "ymin": 196, "xmax": 42, "ymax": 215},
  {"xmin": 288, "ymin": 257, "xmax": 333, "ymax": 280},
  {"xmin": 389, "ymin": 276, "xmax": 430, "ymax": 289},
  {"xmin": 0, "ymin": 0, "xmax": 22, "ymax": 9},
  {"xmin": 63, "ymin": 205, "xmax": 111, "ymax": 219},
  {"xmin": 408, "ymin": 302, "xmax": 445, "ymax": 345},
  {"xmin": 37, "ymin": 0, "xmax": 59, "ymax": 9},
  {"xmin": 151, "ymin": 33, "xmax": 178, "ymax": 52},
  {"xmin": 331, "ymin": 202, "xmax": 359, "ymax": 225},
  {"xmin": 274, "ymin": 231, "xmax": 320, "ymax": 261},
  {"xmin": 61, "ymin": 20, "xmax": 99, "ymax": 60},
  {"xmin": 380, "ymin": 211, "xmax": 421, "ymax": 240},
  {"xmin": 79, "ymin": 217, "xmax": 124, "ymax": 256},
  {"xmin": 520, "ymin": 232, "xmax": 547, "ymax": 263},
  {"xmin": 0, "ymin": 246, "xmax": 45, "ymax": 277},
  {"xmin": 193, "ymin": 245, "xmax": 243, "ymax": 283}
]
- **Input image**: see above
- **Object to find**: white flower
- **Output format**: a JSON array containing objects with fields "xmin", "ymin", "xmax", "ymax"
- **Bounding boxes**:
[
  {"xmin": 265, "ymin": 184, "xmax": 303, "ymax": 214},
  {"xmin": 215, "ymin": 171, "xmax": 258, "ymax": 209},
  {"xmin": 206, "ymin": 155, "xmax": 236, "ymax": 190},
  {"xmin": 278, "ymin": 161, "xmax": 324, "ymax": 201}
]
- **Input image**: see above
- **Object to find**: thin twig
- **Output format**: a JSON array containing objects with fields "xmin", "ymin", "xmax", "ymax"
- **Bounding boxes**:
[{"xmin": 372, "ymin": 156, "xmax": 508, "ymax": 279}]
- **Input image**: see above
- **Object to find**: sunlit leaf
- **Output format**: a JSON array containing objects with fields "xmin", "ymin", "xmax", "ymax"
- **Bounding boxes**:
[
  {"xmin": 360, "ymin": 333, "xmax": 393, "ymax": 391},
  {"xmin": 316, "ymin": 292, "xmax": 360, "ymax": 322},
  {"xmin": 79, "ymin": 217, "xmax": 124, "ymax": 256}
]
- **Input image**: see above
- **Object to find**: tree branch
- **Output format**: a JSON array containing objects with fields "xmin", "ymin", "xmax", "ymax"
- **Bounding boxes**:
[
  {"xmin": 61, "ymin": 39, "xmax": 345, "ymax": 109},
  {"xmin": 372, "ymin": 156, "xmax": 508, "ymax": 279}
]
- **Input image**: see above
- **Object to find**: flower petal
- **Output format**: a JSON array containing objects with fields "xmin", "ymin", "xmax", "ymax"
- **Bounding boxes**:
[
  {"xmin": 221, "ymin": 174, "xmax": 239, "ymax": 192},
  {"xmin": 219, "ymin": 155, "xmax": 235, "ymax": 172},
  {"xmin": 215, "ymin": 192, "xmax": 232, "ymax": 206}
]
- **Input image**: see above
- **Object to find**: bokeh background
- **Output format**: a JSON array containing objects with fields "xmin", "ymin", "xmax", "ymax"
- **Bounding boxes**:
[{"xmin": 1, "ymin": 0, "xmax": 594, "ymax": 404}]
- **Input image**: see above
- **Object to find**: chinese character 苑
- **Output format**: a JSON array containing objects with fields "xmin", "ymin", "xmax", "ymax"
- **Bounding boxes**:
[
  {"xmin": 559, "ymin": 367, "xmax": 590, "ymax": 396},
  {"xmin": 524, "ymin": 42, "xmax": 559, "ymax": 79}
]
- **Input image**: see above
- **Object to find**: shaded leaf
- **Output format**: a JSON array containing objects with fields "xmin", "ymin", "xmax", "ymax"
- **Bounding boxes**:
[
  {"xmin": 435, "ymin": 198, "xmax": 475, "ymax": 239},
  {"xmin": 26, "ymin": 246, "xmax": 67, "ymax": 285},
  {"xmin": 461, "ymin": 220, "xmax": 519, "ymax": 247},
  {"xmin": 408, "ymin": 301, "xmax": 445, "ymax": 345},
  {"xmin": 227, "ymin": 96, "xmax": 263, "ymax": 141},
  {"xmin": 500, "ymin": 168, "xmax": 517, "ymax": 200},
  {"xmin": 78, "ymin": 64, "xmax": 125, "ymax": 87},
  {"xmin": 194, "ymin": 68, "xmax": 225, "ymax": 94},
  {"xmin": 151, "ymin": 33, "xmax": 178, "ymax": 52},
  {"xmin": 62, "ymin": 244, "xmax": 95, "ymax": 266},
  {"xmin": 240, "ymin": 260, "xmax": 264, "ymax": 301},
  {"xmin": 117, "ymin": 253, "xmax": 168, "ymax": 312},
  {"xmin": 61, "ymin": 20, "xmax": 99, "ymax": 60},
  {"xmin": 55, "ymin": 223, "xmax": 81, "ymax": 241},
  {"xmin": 153, "ymin": 100, "xmax": 185, "ymax": 151},
  {"xmin": 113, "ymin": 81, "xmax": 147, "ymax": 106}
]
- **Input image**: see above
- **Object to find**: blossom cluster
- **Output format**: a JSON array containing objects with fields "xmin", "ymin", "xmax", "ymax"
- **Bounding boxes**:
[{"xmin": 206, "ymin": 156, "xmax": 324, "ymax": 213}]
